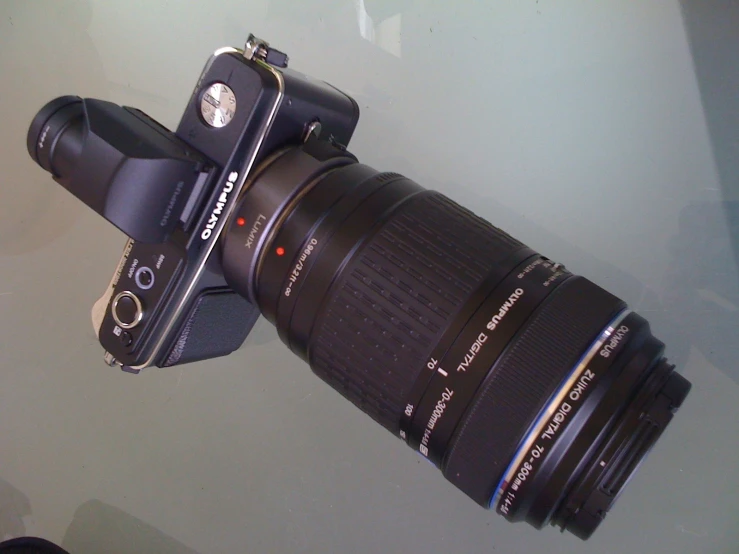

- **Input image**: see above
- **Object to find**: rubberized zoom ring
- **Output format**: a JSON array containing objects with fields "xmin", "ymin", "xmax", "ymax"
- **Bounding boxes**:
[
  {"xmin": 442, "ymin": 276, "xmax": 626, "ymax": 506},
  {"xmin": 308, "ymin": 192, "xmax": 527, "ymax": 431}
]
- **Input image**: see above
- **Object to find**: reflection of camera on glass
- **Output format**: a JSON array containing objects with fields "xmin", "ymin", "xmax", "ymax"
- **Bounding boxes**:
[{"xmin": 26, "ymin": 34, "xmax": 690, "ymax": 540}]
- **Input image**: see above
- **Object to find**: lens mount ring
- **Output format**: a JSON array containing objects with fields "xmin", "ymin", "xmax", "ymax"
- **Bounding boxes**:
[
  {"xmin": 284, "ymin": 174, "xmax": 422, "ymax": 355},
  {"xmin": 222, "ymin": 145, "xmax": 355, "ymax": 303},
  {"xmin": 493, "ymin": 309, "xmax": 632, "ymax": 516},
  {"xmin": 256, "ymin": 166, "xmax": 374, "ymax": 324},
  {"xmin": 251, "ymin": 166, "xmax": 345, "ymax": 301}
]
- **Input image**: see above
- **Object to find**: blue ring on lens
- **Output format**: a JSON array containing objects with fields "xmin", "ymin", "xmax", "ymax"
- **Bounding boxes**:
[{"xmin": 488, "ymin": 308, "xmax": 630, "ymax": 509}]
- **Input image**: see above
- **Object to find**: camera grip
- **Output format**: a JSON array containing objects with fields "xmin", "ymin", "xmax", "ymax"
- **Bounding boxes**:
[{"xmin": 162, "ymin": 290, "xmax": 260, "ymax": 366}]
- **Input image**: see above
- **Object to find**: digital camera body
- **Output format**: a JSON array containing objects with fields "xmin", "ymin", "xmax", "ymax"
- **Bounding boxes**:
[
  {"xmin": 27, "ymin": 34, "xmax": 692, "ymax": 539},
  {"xmin": 79, "ymin": 38, "xmax": 360, "ymax": 372}
]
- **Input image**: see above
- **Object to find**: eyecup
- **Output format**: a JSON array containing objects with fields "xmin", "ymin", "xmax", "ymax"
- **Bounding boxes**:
[
  {"xmin": 555, "ymin": 360, "xmax": 691, "ymax": 539},
  {"xmin": 27, "ymin": 96, "xmax": 82, "ymax": 166}
]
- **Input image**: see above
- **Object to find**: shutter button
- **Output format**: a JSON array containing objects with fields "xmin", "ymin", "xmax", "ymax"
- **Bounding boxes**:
[{"xmin": 112, "ymin": 291, "xmax": 144, "ymax": 329}]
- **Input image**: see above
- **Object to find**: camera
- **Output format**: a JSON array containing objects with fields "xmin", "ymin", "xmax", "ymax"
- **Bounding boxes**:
[{"xmin": 27, "ymin": 34, "xmax": 690, "ymax": 539}]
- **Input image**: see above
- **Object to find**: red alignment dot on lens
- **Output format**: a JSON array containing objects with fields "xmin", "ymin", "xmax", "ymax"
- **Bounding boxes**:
[
  {"xmin": 276, "ymin": 247, "xmax": 285, "ymax": 256},
  {"xmin": 236, "ymin": 217, "xmax": 246, "ymax": 226}
]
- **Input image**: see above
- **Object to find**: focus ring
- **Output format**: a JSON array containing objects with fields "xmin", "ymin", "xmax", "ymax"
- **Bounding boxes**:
[
  {"xmin": 442, "ymin": 276, "xmax": 625, "ymax": 506},
  {"xmin": 308, "ymin": 191, "xmax": 527, "ymax": 431}
]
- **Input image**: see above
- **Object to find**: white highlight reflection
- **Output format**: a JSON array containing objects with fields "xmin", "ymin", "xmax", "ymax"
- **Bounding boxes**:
[{"xmin": 355, "ymin": 0, "xmax": 402, "ymax": 57}]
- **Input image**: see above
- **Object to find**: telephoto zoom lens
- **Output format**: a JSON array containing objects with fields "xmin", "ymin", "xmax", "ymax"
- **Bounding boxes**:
[{"xmin": 222, "ymin": 144, "xmax": 691, "ymax": 539}]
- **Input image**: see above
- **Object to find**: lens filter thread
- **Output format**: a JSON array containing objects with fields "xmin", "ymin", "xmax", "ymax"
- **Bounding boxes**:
[{"xmin": 554, "ymin": 359, "xmax": 691, "ymax": 539}]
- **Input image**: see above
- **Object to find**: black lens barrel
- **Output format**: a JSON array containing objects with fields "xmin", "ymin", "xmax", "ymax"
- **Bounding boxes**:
[
  {"xmin": 231, "ymin": 144, "xmax": 691, "ymax": 538},
  {"xmin": 248, "ymin": 157, "xmax": 535, "ymax": 430},
  {"xmin": 444, "ymin": 277, "xmax": 626, "ymax": 506}
]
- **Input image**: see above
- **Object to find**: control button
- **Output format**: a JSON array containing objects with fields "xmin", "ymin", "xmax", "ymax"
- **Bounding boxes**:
[
  {"xmin": 135, "ymin": 266, "xmax": 155, "ymax": 290},
  {"xmin": 112, "ymin": 291, "xmax": 144, "ymax": 329},
  {"xmin": 115, "ymin": 296, "xmax": 139, "ymax": 325},
  {"xmin": 120, "ymin": 331, "xmax": 133, "ymax": 347}
]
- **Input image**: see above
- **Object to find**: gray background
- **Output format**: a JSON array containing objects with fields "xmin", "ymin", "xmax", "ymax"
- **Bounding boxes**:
[{"xmin": 1, "ymin": 1, "xmax": 738, "ymax": 553}]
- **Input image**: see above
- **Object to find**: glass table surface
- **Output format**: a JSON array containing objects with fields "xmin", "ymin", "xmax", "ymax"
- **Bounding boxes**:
[{"xmin": 0, "ymin": 1, "xmax": 737, "ymax": 553}]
